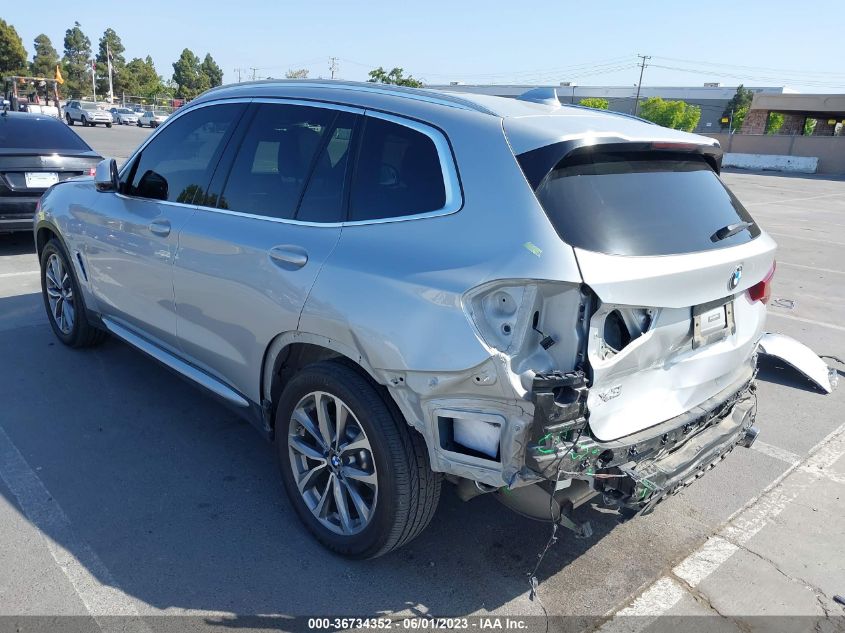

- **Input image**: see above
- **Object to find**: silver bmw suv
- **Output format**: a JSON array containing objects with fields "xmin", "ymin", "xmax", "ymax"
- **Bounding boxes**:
[{"xmin": 34, "ymin": 80, "xmax": 776, "ymax": 558}]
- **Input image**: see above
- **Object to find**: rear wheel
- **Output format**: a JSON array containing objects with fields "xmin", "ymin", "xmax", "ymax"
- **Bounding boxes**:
[
  {"xmin": 276, "ymin": 361, "xmax": 440, "ymax": 558},
  {"xmin": 40, "ymin": 239, "xmax": 107, "ymax": 348}
]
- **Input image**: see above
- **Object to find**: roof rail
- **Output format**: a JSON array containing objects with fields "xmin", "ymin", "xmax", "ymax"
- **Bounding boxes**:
[
  {"xmin": 516, "ymin": 87, "xmax": 561, "ymax": 107},
  {"xmin": 202, "ymin": 79, "xmax": 498, "ymax": 116}
]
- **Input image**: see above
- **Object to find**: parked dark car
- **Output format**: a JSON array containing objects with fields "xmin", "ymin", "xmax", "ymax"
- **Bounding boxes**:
[{"xmin": 0, "ymin": 111, "xmax": 102, "ymax": 232}]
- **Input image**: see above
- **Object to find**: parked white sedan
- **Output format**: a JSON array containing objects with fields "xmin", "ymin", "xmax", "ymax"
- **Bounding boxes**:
[
  {"xmin": 137, "ymin": 110, "xmax": 169, "ymax": 128},
  {"xmin": 110, "ymin": 108, "xmax": 139, "ymax": 125}
]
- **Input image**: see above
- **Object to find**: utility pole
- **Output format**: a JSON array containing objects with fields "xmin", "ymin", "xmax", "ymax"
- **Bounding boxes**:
[
  {"xmin": 729, "ymin": 108, "xmax": 734, "ymax": 135},
  {"xmin": 234, "ymin": 67, "xmax": 245, "ymax": 82},
  {"xmin": 633, "ymin": 54, "xmax": 651, "ymax": 116},
  {"xmin": 250, "ymin": 67, "xmax": 258, "ymax": 81},
  {"xmin": 329, "ymin": 57, "xmax": 339, "ymax": 80}
]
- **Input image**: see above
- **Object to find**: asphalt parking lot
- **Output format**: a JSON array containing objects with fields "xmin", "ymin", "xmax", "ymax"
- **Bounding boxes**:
[{"xmin": 0, "ymin": 125, "xmax": 843, "ymax": 631}]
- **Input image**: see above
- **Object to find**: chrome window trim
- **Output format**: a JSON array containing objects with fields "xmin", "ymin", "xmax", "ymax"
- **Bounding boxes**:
[{"xmin": 117, "ymin": 96, "xmax": 464, "ymax": 227}]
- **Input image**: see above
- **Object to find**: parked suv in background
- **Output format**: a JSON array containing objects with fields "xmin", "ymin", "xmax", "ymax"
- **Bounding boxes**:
[
  {"xmin": 65, "ymin": 101, "xmax": 113, "ymax": 127},
  {"xmin": 35, "ymin": 81, "xmax": 775, "ymax": 558}
]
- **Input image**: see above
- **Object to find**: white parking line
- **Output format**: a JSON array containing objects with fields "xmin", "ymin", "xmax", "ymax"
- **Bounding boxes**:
[
  {"xmin": 597, "ymin": 421, "xmax": 845, "ymax": 629},
  {"xmin": 744, "ymin": 192, "xmax": 845, "ymax": 207},
  {"xmin": 776, "ymin": 261, "xmax": 845, "ymax": 275},
  {"xmin": 750, "ymin": 440, "xmax": 801, "ymax": 466},
  {"xmin": 0, "ymin": 270, "xmax": 39, "ymax": 279},
  {"xmin": 0, "ymin": 425, "xmax": 150, "ymax": 629},
  {"xmin": 766, "ymin": 231, "xmax": 845, "ymax": 247},
  {"xmin": 766, "ymin": 311, "xmax": 845, "ymax": 333}
]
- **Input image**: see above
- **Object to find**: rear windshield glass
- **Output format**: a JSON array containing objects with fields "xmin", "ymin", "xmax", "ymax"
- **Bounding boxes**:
[
  {"xmin": 0, "ymin": 115, "xmax": 92, "ymax": 151},
  {"xmin": 530, "ymin": 152, "xmax": 760, "ymax": 256}
]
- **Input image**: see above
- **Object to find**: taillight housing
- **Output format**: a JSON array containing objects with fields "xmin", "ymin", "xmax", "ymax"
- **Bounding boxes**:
[
  {"xmin": 87, "ymin": 167, "xmax": 96, "ymax": 176},
  {"xmin": 748, "ymin": 261, "xmax": 776, "ymax": 304}
]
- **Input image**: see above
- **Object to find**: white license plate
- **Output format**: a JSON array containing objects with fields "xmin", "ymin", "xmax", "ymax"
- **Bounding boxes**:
[{"xmin": 25, "ymin": 172, "xmax": 59, "ymax": 188}]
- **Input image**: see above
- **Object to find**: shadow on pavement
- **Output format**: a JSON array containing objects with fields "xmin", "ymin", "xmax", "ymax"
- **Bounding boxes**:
[
  {"xmin": 0, "ymin": 296, "xmax": 626, "ymax": 617},
  {"xmin": 0, "ymin": 232, "xmax": 36, "ymax": 256}
]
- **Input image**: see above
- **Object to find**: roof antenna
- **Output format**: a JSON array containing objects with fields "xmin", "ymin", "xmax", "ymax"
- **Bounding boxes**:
[{"xmin": 517, "ymin": 87, "xmax": 561, "ymax": 108}]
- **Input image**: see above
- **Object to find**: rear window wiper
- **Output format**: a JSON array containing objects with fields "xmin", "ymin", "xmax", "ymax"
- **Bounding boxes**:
[{"xmin": 711, "ymin": 221, "xmax": 753, "ymax": 243}]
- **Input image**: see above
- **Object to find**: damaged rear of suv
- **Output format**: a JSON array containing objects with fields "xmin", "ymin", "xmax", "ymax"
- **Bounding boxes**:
[{"xmin": 38, "ymin": 81, "xmax": 776, "ymax": 558}]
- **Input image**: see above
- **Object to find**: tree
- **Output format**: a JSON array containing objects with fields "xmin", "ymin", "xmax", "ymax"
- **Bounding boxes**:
[
  {"xmin": 637, "ymin": 97, "xmax": 701, "ymax": 132},
  {"xmin": 765, "ymin": 112, "xmax": 785, "ymax": 135},
  {"xmin": 96, "ymin": 28, "xmax": 126, "ymax": 98},
  {"xmin": 579, "ymin": 97, "xmax": 608, "ymax": 110},
  {"xmin": 172, "ymin": 48, "xmax": 203, "ymax": 99},
  {"xmin": 31, "ymin": 34, "xmax": 58, "ymax": 78},
  {"xmin": 722, "ymin": 85, "xmax": 754, "ymax": 132},
  {"xmin": 803, "ymin": 118, "xmax": 817, "ymax": 136},
  {"xmin": 0, "ymin": 19, "xmax": 28, "ymax": 76},
  {"xmin": 200, "ymin": 53, "xmax": 223, "ymax": 89},
  {"xmin": 285, "ymin": 68, "xmax": 309, "ymax": 79},
  {"xmin": 367, "ymin": 66, "xmax": 423, "ymax": 87},
  {"xmin": 62, "ymin": 22, "xmax": 92, "ymax": 98},
  {"xmin": 122, "ymin": 56, "xmax": 167, "ymax": 98}
]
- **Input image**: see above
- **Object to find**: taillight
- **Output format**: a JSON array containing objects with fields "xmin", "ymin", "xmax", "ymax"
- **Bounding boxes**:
[
  {"xmin": 87, "ymin": 167, "xmax": 96, "ymax": 176},
  {"xmin": 35, "ymin": 197, "xmax": 41, "ymax": 213},
  {"xmin": 748, "ymin": 261, "xmax": 776, "ymax": 304}
]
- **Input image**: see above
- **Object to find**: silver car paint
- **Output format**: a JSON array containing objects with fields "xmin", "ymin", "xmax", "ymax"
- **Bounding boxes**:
[{"xmin": 36, "ymin": 80, "xmax": 776, "ymax": 490}]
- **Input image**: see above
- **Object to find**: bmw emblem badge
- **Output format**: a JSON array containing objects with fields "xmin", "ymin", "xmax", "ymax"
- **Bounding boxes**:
[{"xmin": 729, "ymin": 265, "xmax": 743, "ymax": 290}]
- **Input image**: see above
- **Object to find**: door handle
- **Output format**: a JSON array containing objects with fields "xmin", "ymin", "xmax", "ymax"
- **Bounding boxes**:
[
  {"xmin": 269, "ymin": 245, "xmax": 308, "ymax": 269},
  {"xmin": 149, "ymin": 219, "xmax": 171, "ymax": 237}
]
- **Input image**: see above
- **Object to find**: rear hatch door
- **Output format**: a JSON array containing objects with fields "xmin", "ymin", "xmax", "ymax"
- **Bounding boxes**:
[{"xmin": 527, "ymin": 146, "xmax": 776, "ymax": 441}]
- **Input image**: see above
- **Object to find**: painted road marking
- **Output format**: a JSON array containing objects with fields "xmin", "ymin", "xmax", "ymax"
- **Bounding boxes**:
[
  {"xmin": 766, "ymin": 231, "xmax": 845, "ymax": 247},
  {"xmin": 597, "ymin": 421, "xmax": 845, "ymax": 630},
  {"xmin": 766, "ymin": 311, "xmax": 845, "ymax": 333},
  {"xmin": 744, "ymin": 192, "xmax": 845, "ymax": 207},
  {"xmin": 751, "ymin": 440, "xmax": 801, "ymax": 466},
  {"xmin": 776, "ymin": 261, "xmax": 845, "ymax": 276},
  {"xmin": 0, "ymin": 425, "xmax": 152, "ymax": 631},
  {"xmin": 0, "ymin": 270, "xmax": 39, "ymax": 279}
]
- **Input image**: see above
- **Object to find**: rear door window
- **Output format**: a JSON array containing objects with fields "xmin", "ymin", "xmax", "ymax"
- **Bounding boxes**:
[
  {"xmin": 530, "ymin": 152, "xmax": 760, "ymax": 256},
  {"xmin": 125, "ymin": 103, "xmax": 245, "ymax": 203},
  {"xmin": 218, "ymin": 103, "xmax": 336, "ymax": 219},
  {"xmin": 296, "ymin": 112, "xmax": 357, "ymax": 223},
  {"xmin": 349, "ymin": 116, "xmax": 446, "ymax": 221}
]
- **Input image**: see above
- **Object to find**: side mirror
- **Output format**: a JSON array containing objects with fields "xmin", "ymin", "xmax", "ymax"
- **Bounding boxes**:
[{"xmin": 94, "ymin": 158, "xmax": 119, "ymax": 192}]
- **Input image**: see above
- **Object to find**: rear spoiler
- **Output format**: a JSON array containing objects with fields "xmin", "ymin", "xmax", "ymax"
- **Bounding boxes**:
[{"xmin": 516, "ymin": 139, "xmax": 724, "ymax": 190}]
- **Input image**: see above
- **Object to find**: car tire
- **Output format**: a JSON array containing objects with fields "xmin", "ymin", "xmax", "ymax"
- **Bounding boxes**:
[
  {"xmin": 40, "ymin": 239, "xmax": 108, "ymax": 348},
  {"xmin": 66, "ymin": 114, "xmax": 73, "ymax": 126},
  {"xmin": 106, "ymin": 123, "xmax": 112, "ymax": 128},
  {"xmin": 81, "ymin": 116, "xmax": 88, "ymax": 127},
  {"xmin": 275, "ymin": 360, "xmax": 441, "ymax": 559}
]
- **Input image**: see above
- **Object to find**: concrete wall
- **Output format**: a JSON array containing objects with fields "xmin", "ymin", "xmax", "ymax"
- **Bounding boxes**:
[{"xmin": 704, "ymin": 133, "xmax": 845, "ymax": 175}]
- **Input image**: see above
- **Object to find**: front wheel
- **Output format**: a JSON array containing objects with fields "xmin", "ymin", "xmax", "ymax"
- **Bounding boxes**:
[
  {"xmin": 40, "ymin": 239, "xmax": 107, "ymax": 348},
  {"xmin": 66, "ymin": 114, "xmax": 73, "ymax": 126},
  {"xmin": 276, "ymin": 361, "xmax": 441, "ymax": 558},
  {"xmin": 106, "ymin": 123, "xmax": 112, "ymax": 128},
  {"xmin": 81, "ymin": 116, "xmax": 88, "ymax": 127}
]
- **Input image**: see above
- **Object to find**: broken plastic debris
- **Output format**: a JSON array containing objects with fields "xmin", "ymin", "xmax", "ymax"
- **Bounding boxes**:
[{"xmin": 758, "ymin": 332, "xmax": 837, "ymax": 394}]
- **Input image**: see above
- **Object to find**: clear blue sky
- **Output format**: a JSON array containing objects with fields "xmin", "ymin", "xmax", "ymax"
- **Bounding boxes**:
[{"xmin": 5, "ymin": 0, "xmax": 845, "ymax": 92}]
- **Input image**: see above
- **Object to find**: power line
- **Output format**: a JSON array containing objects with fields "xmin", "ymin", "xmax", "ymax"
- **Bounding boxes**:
[{"xmin": 633, "ymin": 54, "xmax": 651, "ymax": 115}]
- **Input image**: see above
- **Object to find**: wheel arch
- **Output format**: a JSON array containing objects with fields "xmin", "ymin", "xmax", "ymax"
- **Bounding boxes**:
[{"xmin": 261, "ymin": 332, "xmax": 383, "ymax": 424}]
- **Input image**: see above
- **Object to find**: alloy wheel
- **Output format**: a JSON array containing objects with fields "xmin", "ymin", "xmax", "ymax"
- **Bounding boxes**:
[
  {"xmin": 287, "ymin": 391, "xmax": 378, "ymax": 535},
  {"xmin": 45, "ymin": 253, "xmax": 75, "ymax": 335}
]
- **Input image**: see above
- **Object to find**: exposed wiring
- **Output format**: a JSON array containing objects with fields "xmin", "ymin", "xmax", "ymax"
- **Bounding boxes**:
[{"xmin": 527, "ymin": 426, "xmax": 585, "ymax": 632}]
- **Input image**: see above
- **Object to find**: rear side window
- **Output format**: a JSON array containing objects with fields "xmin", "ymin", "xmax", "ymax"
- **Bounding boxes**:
[
  {"xmin": 126, "ymin": 103, "xmax": 243, "ymax": 203},
  {"xmin": 219, "ymin": 103, "xmax": 335, "ymax": 219},
  {"xmin": 349, "ymin": 116, "xmax": 445, "ymax": 221},
  {"xmin": 297, "ymin": 112, "xmax": 356, "ymax": 223},
  {"xmin": 531, "ymin": 152, "xmax": 760, "ymax": 256},
  {"xmin": 0, "ymin": 116, "xmax": 92, "ymax": 151}
]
